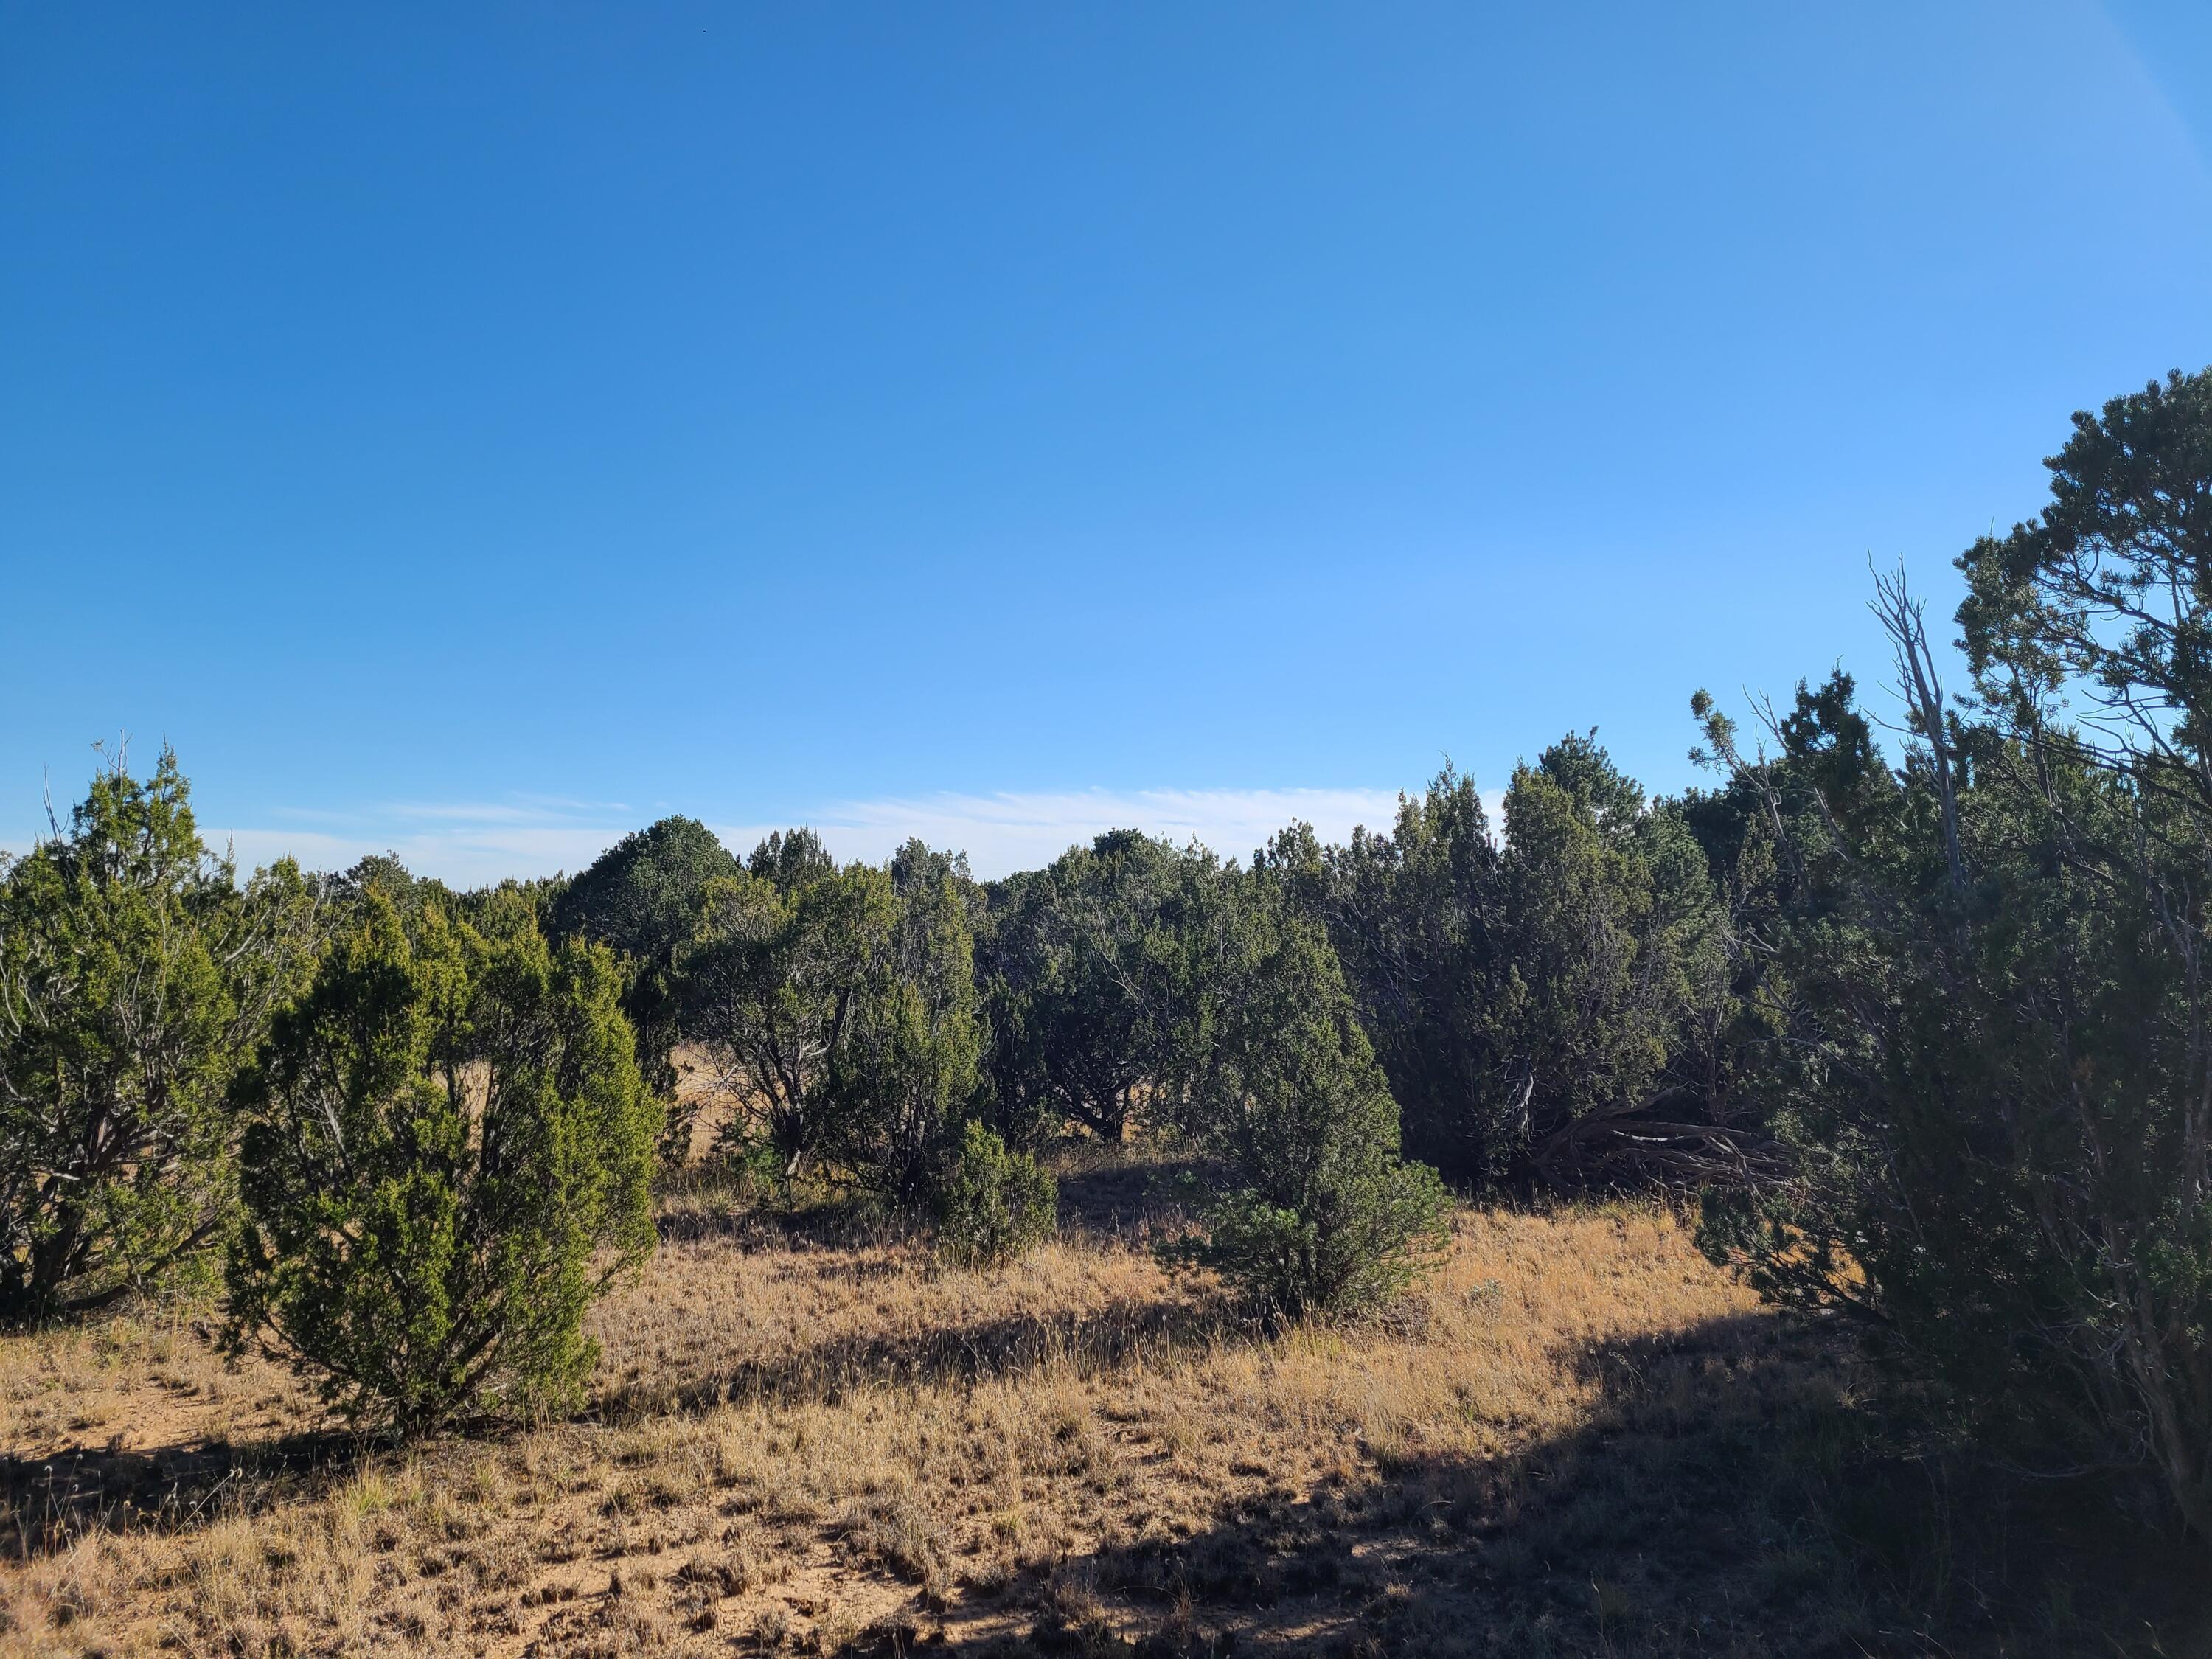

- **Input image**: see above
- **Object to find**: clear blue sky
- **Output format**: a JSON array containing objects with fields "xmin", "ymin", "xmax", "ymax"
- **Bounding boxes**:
[{"xmin": 5, "ymin": 2, "xmax": 2210, "ymax": 879}]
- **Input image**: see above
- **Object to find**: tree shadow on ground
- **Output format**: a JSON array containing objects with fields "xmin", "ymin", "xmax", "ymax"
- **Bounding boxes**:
[
  {"xmin": 0, "ymin": 1425, "xmax": 364, "ymax": 1562},
  {"xmin": 1050, "ymin": 1147, "xmax": 1202, "ymax": 1242},
  {"xmin": 597, "ymin": 1286, "xmax": 1243, "ymax": 1421},
  {"xmin": 652, "ymin": 1140, "xmax": 1205, "ymax": 1253},
  {"xmin": 945, "ymin": 1310, "xmax": 2208, "ymax": 1659}
]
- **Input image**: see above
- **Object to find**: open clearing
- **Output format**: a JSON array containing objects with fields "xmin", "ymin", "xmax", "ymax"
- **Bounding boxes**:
[{"xmin": 2, "ymin": 1150, "xmax": 2200, "ymax": 1658}]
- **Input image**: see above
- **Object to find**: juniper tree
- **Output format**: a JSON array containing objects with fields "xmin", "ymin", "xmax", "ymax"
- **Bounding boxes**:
[
  {"xmin": 553, "ymin": 818, "xmax": 738, "ymax": 966},
  {"xmin": 683, "ymin": 844, "xmax": 894, "ymax": 1180},
  {"xmin": 748, "ymin": 827, "xmax": 838, "ymax": 891},
  {"xmin": 1280, "ymin": 748, "xmax": 1739, "ymax": 1189},
  {"xmin": 1697, "ymin": 371, "xmax": 2212, "ymax": 1534},
  {"xmin": 226, "ymin": 894, "xmax": 657, "ymax": 1434},
  {"xmin": 935, "ymin": 1120, "xmax": 1057, "ymax": 1267},
  {"xmin": 1161, "ymin": 865, "xmax": 1447, "ymax": 1318},
  {"xmin": 552, "ymin": 817, "xmax": 740, "ymax": 1162},
  {"xmin": 1267, "ymin": 770, "xmax": 1507, "ymax": 1179},
  {"xmin": 819, "ymin": 847, "xmax": 985, "ymax": 1210},
  {"xmin": 976, "ymin": 831, "xmax": 1189, "ymax": 1145},
  {"xmin": 0, "ymin": 746, "xmax": 317, "ymax": 1322}
]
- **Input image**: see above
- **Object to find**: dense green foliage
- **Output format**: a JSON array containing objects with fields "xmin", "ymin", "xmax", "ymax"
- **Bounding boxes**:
[
  {"xmin": 1268, "ymin": 742, "xmax": 1740, "ymax": 1190},
  {"xmin": 816, "ymin": 841, "xmax": 987, "ymax": 1208},
  {"xmin": 1156, "ymin": 864, "xmax": 1450, "ymax": 1316},
  {"xmin": 226, "ymin": 893, "xmax": 658, "ymax": 1433},
  {"xmin": 977, "ymin": 831, "xmax": 1191, "ymax": 1147},
  {"xmin": 552, "ymin": 816, "xmax": 737, "ymax": 967},
  {"xmin": 552, "ymin": 816, "xmax": 740, "ymax": 1160},
  {"xmin": 0, "ymin": 748, "xmax": 317, "ymax": 1321},
  {"xmin": 683, "ymin": 854, "xmax": 894, "ymax": 1180},
  {"xmin": 1691, "ymin": 369, "xmax": 2212, "ymax": 1534},
  {"xmin": 934, "ymin": 1120, "xmax": 1057, "ymax": 1267}
]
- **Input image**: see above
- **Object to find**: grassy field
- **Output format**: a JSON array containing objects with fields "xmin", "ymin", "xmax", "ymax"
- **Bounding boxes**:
[{"xmin": 2, "ymin": 1147, "xmax": 2202, "ymax": 1658}]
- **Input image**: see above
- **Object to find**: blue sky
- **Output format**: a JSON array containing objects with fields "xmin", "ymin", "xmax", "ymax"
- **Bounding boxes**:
[{"xmin": 5, "ymin": 2, "xmax": 2210, "ymax": 880}]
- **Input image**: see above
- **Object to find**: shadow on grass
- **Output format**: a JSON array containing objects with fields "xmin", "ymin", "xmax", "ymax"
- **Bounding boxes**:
[
  {"xmin": 598, "ymin": 1287, "xmax": 1245, "ymax": 1422},
  {"xmin": 0, "ymin": 1425, "xmax": 364, "ymax": 1562},
  {"xmin": 1049, "ymin": 1147, "xmax": 1203, "ymax": 1241},
  {"xmin": 653, "ymin": 1144, "xmax": 1207, "ymax": 1251},
  {"xmin": 610, "ymin": 1150, "xmax": 1235, "ymax": 1421},
  {"xmin": 950, "ymin": 1310, "xmax": 2207, "ymax": 1659}
]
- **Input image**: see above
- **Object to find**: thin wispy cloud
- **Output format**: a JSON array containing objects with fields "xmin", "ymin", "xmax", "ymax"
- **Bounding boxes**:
[
  {"xmin": 195, "ymin": 795, "xmax": 635, "ymax": 887},
  {"xmin": 738, "ymin": 787, "xmax": 1416, "ymax": 877},
  {"xmin": 200, "ymin": 786, "xmax": 1431, "ymax": 886}
]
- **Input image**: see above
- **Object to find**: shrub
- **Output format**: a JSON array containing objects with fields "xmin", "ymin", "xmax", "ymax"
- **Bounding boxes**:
[
  {"xmin": 1161, "ymin": 869, "xmax": 1450, "ymax": 1318},
  {"xmin": 1172, "ymin": 1154, "xmax": 1450, "ymax": 1320},
  {"xmin": 0, "ymin": 746, "xmax": 317, "ymax": 1322},
  {"xmin": 225, "ymin": 893, "xmax": 658, "ymax": 1434},
  {"xmin": 935, "ymin": 1121, "xmax": 1057, "ymax": 1266}
]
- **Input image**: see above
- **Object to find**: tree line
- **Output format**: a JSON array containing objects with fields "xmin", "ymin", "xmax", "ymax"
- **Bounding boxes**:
[{"xmin": 4, "ymin": 369, "xmax": 2211, "ymax": 1537}]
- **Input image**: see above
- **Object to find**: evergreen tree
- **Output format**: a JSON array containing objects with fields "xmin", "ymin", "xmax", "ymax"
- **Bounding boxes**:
[
  {"xmin": 553, "ymin": 817, "xmax": 736, "ymax": 966},
  {"xmin": 972, "ymin": 867, "xmax": 1062, "ymax": 1154},
  {"xmin": 747, "ymin": 827, "xmax": 838, "ymax": 891},
  {"xmin": 226, "ymin": 894, "xmax": 658, "ymax": 1434},
  {"xmin": 0, "ymin": 746, "xmax": 318, "ymax": 1321},
  {"xmin": 684, "ymin": 846, "xmax": 894, "ymax": 1180},
  {"xmin": 552, "ymin": 816, "xmax": 740, "ymax": 1162},
  {"xmin": 936, "ymin": 1120, "xmax": 1057, "ymax": 1267},
  {"xmin": 1161, "ymin": 867, "xmax": 1448, "ymax": 1318},
  {"xmin": 1286, "ymin": 748, "xmax": 1742, "ymax": 1189},
  {"xmin": 818, "ymin": 847, "xmax": 985, "ymax": 1210},
  {"xmin": 1275, "ymin": 768, "xmax": 1505, "ymax": 1178},
  {"xmin": 1700, "ymin": 372, "xmax": 2212, "ymax": 1531},
  {"xmin": 976, "ymin": 831, "xmax": 1189, "ymax": 1144}
]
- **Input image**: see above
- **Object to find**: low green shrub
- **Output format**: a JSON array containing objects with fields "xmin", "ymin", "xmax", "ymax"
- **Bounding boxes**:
[
  {"xmin": 935, "ymin": 1121, "xmax": 1057, "ymax": 1267},
  {"xmin": 1168, "ymin": 1155, "xmax": 1450, "ymax": 1319}
]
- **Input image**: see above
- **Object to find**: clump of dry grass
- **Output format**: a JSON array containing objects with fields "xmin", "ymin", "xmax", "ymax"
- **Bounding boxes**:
[
  {"xmin": 1, "ymin": 1150, "xmax": 2197, "ymax": 1657},
  {"xmin": 0, "ymin": 1301, "xmax": 310, "ymax": 1463}
]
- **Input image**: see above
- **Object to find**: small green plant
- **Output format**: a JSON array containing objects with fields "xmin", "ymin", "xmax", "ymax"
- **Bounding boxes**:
[
  {"xmin": 935, "ymin": 1121, "xmax": 1057, "ymax": 1267},
  {"xmin": 703, "ymin": 1132, "xmax": 791, "ymax": 1208},
  {"xmin": 225, "ymin": 892, "xmax": 659, "ymax": 1435},
  {"xmin": 1164, "ymin": 1155, "xmax": 1450, "ymax": 1319}
]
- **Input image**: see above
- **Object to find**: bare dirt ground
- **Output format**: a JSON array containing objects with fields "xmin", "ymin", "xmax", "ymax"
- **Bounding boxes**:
[{"xmin": 2, "ymin": 1148, "xmax": 2202, "ymax": 1658}]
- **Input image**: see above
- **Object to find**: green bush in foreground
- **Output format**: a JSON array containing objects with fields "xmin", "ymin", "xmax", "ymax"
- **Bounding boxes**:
[
  {"xmin": 0, "ymin": 746, "xmax": 317, "ymax": 1323},
  {"xmin": 935, "ymin": 1120, "xmax": 1057, "ymax": 1267},
  {"xmin": 225, "ymin": 893, "xmax": 658, "ymax": 1435},
  {"xmin": 1693, "ymin": 370, "xmax": 2212, "ymax": 1536}
]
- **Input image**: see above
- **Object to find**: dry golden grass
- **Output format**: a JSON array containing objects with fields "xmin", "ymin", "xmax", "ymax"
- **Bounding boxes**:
[{"xmin": 1, "ymin": 1152, "xmax": 2198, "ymax": 1658}]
